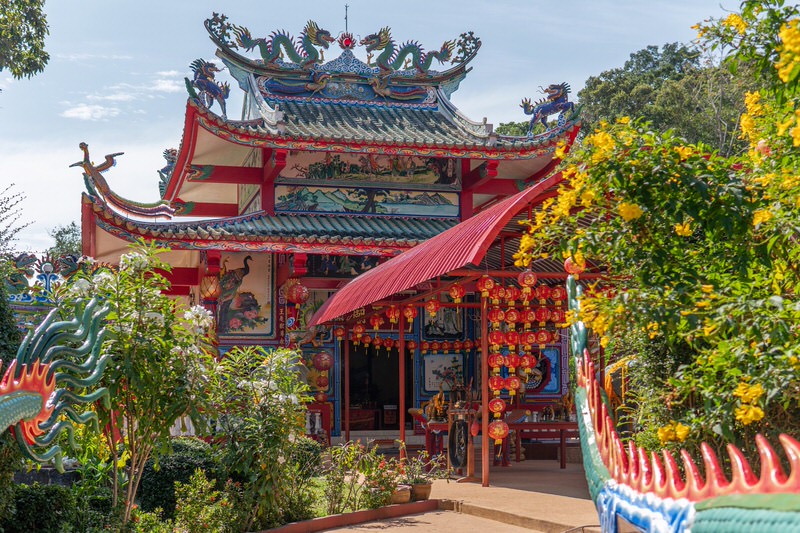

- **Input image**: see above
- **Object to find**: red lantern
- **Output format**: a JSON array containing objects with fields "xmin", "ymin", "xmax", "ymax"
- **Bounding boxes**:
[
  {"xmin": 350, "ymin": 332, "xmax": 360, "ymax": 345},
  {"xmin": 425, "ymin": 299, "xmax": 441, "ymax": 318},
  {"xmin": 384, "ymin": 337, "xmax": 395, "ymax": 350},
  {"xmin": 550, "ymin": 286, "xmax": 567, "ymax": 305},
  {"xmin": 488, "ymin": 330, "xmax": 506, "ymax": 351},
  {"xmin": 463, "ymin": 339, "xmax": 474, "ymax": 351},
  {"xmin": 488, "ymin": 307, "xmax": 506, "ymax": 328},
  {"xmin": 453, "ymin": 340, "xmax": 463, "ymax": 353},
  {"xmin": 448, "ymin": 283, "xmax": 466, "ymax": 304},
  {"xmin": 421, "ymin": 340, "xmax": 430, "ymax": 354},
  {"xmin": 369, "ymin": 314, "xmax": 385, "ymax": 331},
  {"xmin": 489, "ymin": 397, "xmax": 506, "ymax": 418},
  {"xmin": 520, "ymin": 354, "xmax": 535, "ymax": 374},
  {"xmin": 489, "ymin": 375, "xmax": 506, "ymax": 396},
  {"xmin": 476, "ymin": 275, "xmax": 496, "ymax": 298},
  {"xmin": 505, "ymin": 308, "xmax": 520, "ymax": 327},
  {"xmin": 504, "ymin": 286, "xmax": 521, "ymax": 307},
  {"xmin": 386, "ymin": 305, "xmax": 400, "ymax": 324},
  {"xmin": 430, "ymin": 341, "xmax": 441, "ymax": 353},
  {"xmin": 285, "ymin": 279, "xmax": 310, "ymax": 304},
  {"xmin": 518, "ymin": 270, "xmax": 538, "ymax": 299},
  {"xmin": 488, "ymin": 420, "xmax": 510, "ymax": 445},
  {"xmin": 522, "ymin": 309, "xmax": 537, "ymax": 330},
  {"xmin": 488, "ymin": 285, "xmax": 506, "ymax": 306},
  {"xmin": 406, "ymin": 340, "xmax": 417, "ymax": 352},
  {"xmin": 536, "ymin": 329, "xmax": 552, "ymax": 348},
  {"xmin": 313, "ymin": 351, "xmax": 333, "ymax": 372},
  {"xmin": 441, "ymin": 341, "xmax": 451, "ymax": 353},
  {"xmin": 564, "ymin": 256, "xmax": 586, "ymax": 278},
  {"xmin": 316, "ymin": 375, "xmax": 329, "ymax": 389},
  {"xmin": 550, "ymin": 308, "xmax": 566, "ymax": 325},
  {"xmin": 314, "ymin": 391, "xmax": 328, "ymax": 403},
  {"xmin": 505, "ymin": 375, "xmax": 522, "ymax": 397},
  {"xmin": 505, "ymin": 352, "xmax": 520, "ymax": 373},
  {"xmin": 505, "ymin": 330, "xmax": 520, "ymax": 352},
  {"xmin": 535, "ymin": 285, "xmax": 552, "ymax": 303},
  {"xmin": 535, "ymin": 306, "xmax": 551, "ymax": 326},
  {"xmin": 361, "ymin": 334, "xmax": 372, "ymax": 347},
  {"xmin": 373, "ymin": 334, "xmax": 383, "ymax": 349},
  {"xmin": 522, "ymin": 330, "xmax": 537, "ymax": 351},
  {"xmin": 334, "ymin": 326, "xmax": 345, "ymax": 340},
  {"xmin": 353, "ymin": 322, "xmax": 366, "ymax": 339},
  {"xmin": 520, "ymin": 290, "xmax": 534, "ymax": 308},
  {"xmin": 488, "ymin": 352, "xmax": 505, "ymax": 374}
]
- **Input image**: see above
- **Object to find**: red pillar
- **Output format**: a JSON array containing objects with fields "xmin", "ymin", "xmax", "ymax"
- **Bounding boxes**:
[
  {"xmin": 398, "ymin": 313, "xmax": 406, "ymax": 459},
  {"xmin": 481, "ymin": 296, "xmax": 490, "ymax": 486},
  {"xmin": 344, "ymin": 327, "xmax": 351, "ymax": 442}
]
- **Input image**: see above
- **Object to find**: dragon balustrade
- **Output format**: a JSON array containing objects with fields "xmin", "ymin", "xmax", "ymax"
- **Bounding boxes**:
[{"xmin": 566, "ymin": 276, "xmax": 800, "ymax": 532}]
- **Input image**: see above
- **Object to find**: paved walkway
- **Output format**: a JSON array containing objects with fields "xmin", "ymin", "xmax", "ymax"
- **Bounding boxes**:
[{"xmin": 324, "ymin": 459, "xmax": 601, "ymax": 533}]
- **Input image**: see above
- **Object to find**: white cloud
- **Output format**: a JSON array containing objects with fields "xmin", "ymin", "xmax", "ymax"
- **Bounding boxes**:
[
  {"xmin": 156, "ymin": 70, "xmax": 181, "ymax": 77},
  {"xmin": 87, "ymin": 92, "xmax": 137, "ymax": 102},
  {"xmin": 60, "ymin": 104, "xmax": 121, "ymax": 121},
  {"xmin": 152, "ymin": 78, "xmax": 184, "ymax": 93},
  {"xmin": 56, "ymin": 53, "xmax": 133, "ymax": 61}
]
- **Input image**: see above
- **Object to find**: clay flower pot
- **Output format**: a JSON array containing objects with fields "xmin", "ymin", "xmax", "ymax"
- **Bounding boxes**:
[
  {"xmin": 410, "ymin": 482, "xmax": 432, "ymax": 501},
  {"xmin": 391, "ymin": 484, "xmax": 412, "ymax": 504}
]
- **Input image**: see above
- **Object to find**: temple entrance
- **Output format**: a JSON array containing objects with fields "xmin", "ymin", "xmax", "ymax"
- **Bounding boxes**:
[{"xmin": 346, "ymin": 342, "xmax": 414, "ymax": 431}]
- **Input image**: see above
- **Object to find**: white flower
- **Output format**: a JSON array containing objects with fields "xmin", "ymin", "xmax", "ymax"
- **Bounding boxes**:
[
  {"xmin": 93, "ymin": 271, "xmax": 115, "ymax": 293},
  {"xmin": 184, "ymin": 305, "xmax": 214, "ymax": 333},
  {"xmin": 68, "ymin": 278, "xmax": 93, "ymax": 299},
  {"xmin": 144, "ymin": 312, "xmax": 164, "ymax": 326},
  {"xmin": 119, "ymin": 252, "xmax": 151, "ymax": 272}
]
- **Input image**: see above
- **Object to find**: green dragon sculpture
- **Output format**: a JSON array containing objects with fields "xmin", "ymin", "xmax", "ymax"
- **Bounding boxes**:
[
  {"xmin": 232, "ymin": 20, "xmax": 335, "ymax": 69},
  {"xmin": 360, "ymin": 27, "xmax": 455, "ymax": 75},
  {"xmin": 1, "ymin": 298, "xmax": 111, "ymax": 471}
]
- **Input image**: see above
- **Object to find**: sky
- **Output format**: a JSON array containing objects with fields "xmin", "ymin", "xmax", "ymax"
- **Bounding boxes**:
[{"xmin": 0, "ymin": 0, "xmax": 737, "ymax": 255}]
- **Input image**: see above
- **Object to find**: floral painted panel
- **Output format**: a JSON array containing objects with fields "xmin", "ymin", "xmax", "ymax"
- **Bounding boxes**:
[{"xmin": 217, "ymin": 253, "xmax": 274, "ymax": 337}]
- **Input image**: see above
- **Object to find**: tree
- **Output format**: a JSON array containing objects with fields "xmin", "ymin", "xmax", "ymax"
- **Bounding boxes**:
[
  {"xmin": 0, "ymin": 184, "xmax": 30, "ymax": 258},
  {"xmin": 0, "ymin": 0, "xmax": 50, "ymax": 79},
  {"xmin": 47, "ymin": 221, "xmax": 81, "ymax": 258},
  {"xmin": 0, "ymin": 283, "xmax": 23, "ymax": 521}
]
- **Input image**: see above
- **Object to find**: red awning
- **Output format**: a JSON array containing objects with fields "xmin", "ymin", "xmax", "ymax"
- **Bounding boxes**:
[{"xmin": 309, "ymin": 172, "xmax": 563, "ymax": 325}]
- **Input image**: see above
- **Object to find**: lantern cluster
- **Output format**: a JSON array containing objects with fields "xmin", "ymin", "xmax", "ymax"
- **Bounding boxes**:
[{"xmin": 312, "ymin": 350, "xmax": 333, "ymax": 402}]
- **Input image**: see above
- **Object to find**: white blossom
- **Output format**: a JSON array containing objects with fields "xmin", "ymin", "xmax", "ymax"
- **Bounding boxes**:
[
  {"xmin": 93, "ymin": 270, "xmax": 115, "ymax": 293},
  {"xmin": 68, "ymin": 278, "xmax": 93, "ymax": 299},
  {"xmin": 119, "ymin": 251, "xmax": 151, "ymax": 272},
  {"xmin": 184, "ymin": 305, "xmax": 214, "ymax": 333}
]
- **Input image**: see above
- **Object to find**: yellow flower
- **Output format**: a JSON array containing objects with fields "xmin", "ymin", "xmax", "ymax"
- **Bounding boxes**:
[
  {"xmin": 616, "ymin": 116, "xmax": 631, "ymax": 124},
  {"xmin": 554, "ymin": 141, "xmax": 568, "ymax": 159},
  {"xmin": 695, "ymin": 300, "xmax": 711, "ymax": 309},
  {"xmin": 702, "ymin": 320, "xmax": 717, "ymax": 337},
  {"xmin": 585, "ymin": 131, "xmax": 616, "ymax": 164},
  {"xmin": 735, "ymin": 404, "xmax": 765, "ymax": 425},
  {"xmin": 734, "ymin": 382, "xmax": 765, "ymax": 404},
  {"xmin": 580, "ymin": 188, "xmax": 597, "ymax": 207},
  {"xmin": 739, "ymin": 113, "xmax": 756, "ymax": 140},
  {"xmin": 675, "ymin": 146, "xmax": 693, "ymax": 160},
  {"xmin": 618, "ymin": 202, "xmax": 644, "ymax": 222},
  {"xmin": 700, "ymin": 285, "xmax": 714, "ymax": 293},
  {"xmin": 674, "ymin": 222, "xmax": 692, "ymax": 237},
  {"xmin": 658, "ymin": 420, "xmax": 690, "ymax": 444},
  {"xmin": 776, "ymin": 20, "xmax": 800, "ymax": 82},
  {"xmin": 723, "ymin": 13, "xmax": 747, "ymax": 34},
  {"xmin": 600, "ymin": 336, "xmax": 610, "ymax": 348},
  {"xmin": 752, "ymin": 209, "xmax": 773, "ymax": 226},
  {"xmin": 744, "ymin": 91, "xmax": 763, "ymax": 115},
  {"xmin": 673, "ymin": 423, "xmax": 690, "ymax": 442}
]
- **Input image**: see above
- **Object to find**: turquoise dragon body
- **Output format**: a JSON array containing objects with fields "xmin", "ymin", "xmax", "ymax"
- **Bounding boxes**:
[
  {"xmin": 232, "ymin": 20, "xmax": 335, "ymax": 68},
  {"xmin": 360, "ymin": 27, "xmax": 455, "ymax": 74}
]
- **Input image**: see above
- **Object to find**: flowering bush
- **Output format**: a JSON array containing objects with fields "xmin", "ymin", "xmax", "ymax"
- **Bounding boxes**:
[
  {"xmin": 396, "ymin": 441, "xmax": 450, "ymax": 485},
  {"xmin": 515, "ymin": 0, "xmax": 800, "ymax": 462}
]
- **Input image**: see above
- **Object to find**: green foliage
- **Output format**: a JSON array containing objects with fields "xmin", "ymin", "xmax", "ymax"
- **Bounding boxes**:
[
  {"xmin": 140, "ymin": 437, "xmax": 221, "ymax": 520},
  {"xmin": 46, "ymin": 221, "xmax": 81, "ymax": 258},
  {"xmin": 396, "ymin": 443, "xmax": 450, "ymax": 485},
  {"xmin": 0, "ymin": 483, "xmax": 76, "ymax": 533},
  {"xmin": 0, "ymin": 284, "xmax": 22, "ymax": 523},
  {"xmin": 207, "ymin": 345, "xmax": 310, "ymax": 530},
  {"xmin": 0, "ymin": 184, "xmax": 30, "ymax": 257},
  {"xmin": 0, "ymin": 0, "xmax": 49, "ymax": 79},
  {"xmin": 288, "ymin": 435, "xmax": 323, "ymax": 479},
  {"xmin": 172, "ymin": 469, "xmax": 243, "ymax": 533},
  {"xmin": 496, "ymin": 120, "xmax": 546, "ymax": 137}
]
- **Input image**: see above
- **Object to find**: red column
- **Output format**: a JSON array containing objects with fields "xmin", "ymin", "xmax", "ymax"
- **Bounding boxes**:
[
  {"xmin": 398, "ymin": 313, "xmax": 406, "ymax": 459},
  {"xmin": 481, "ymin": 296, "xmax": 490, "ymax": 486},
  {"xmin": 344, "ymin": 328, "xmax": 351, "ymax": 442}
]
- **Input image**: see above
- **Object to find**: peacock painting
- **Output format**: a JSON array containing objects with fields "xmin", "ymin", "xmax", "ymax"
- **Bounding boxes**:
[{"xmin": 217, "ymin": 254, "xmax": 273, "ymax": 335}]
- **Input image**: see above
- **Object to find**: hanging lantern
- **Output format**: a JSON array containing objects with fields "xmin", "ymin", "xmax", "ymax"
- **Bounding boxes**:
[
  {"xmin": 199, "ymin": 274, "xmax": 222, "ymax": 301},
  {"xmin": 504, "ymin": 286, "xmax": 521, "ymax": 308},
  {"xmin": 402, "ymin": 304, "xmax": 418, "ymax": 332},
  {"xmin": 386, "ymin": 305, "xmax": 400, "ymax": 324},
  {"xmin": 522, "ymin": 309, "xmax": 537, "ymax": 330},
  {"xmin": 551, "ymin": 330, "xmax": 561, "ymax": 342},
  {"xmin": 517, "ymin": 270, "xmax": 537, "ymax": 300},
  {"xmin": 430, "ymin": 341, "xmax": 441, "ymax": 353},
  {"xmin": 536, "ymin": 329, "xmax": 552, "ymax": 348},
  {"xmin": 505, "ymin": 330, "xmax": 520, "ymax": 351},
  {"xmin": 550, "ymin": 286, "xmax": 567, "ymax": 306},
  {"xmin": 520, "ymin": 289, "xmax": 534, "ymax": 308},
  {"xmin": 505, "ymin": 352, "xmax": 521, "ymax": 373},
  {"xmin": 535, "ymin": 306, "xmax": 551, "ymax": 326},
  {"xmin": 519, "ymin": 354, "xmax": 535, "ymax": 375},
  {"xmin": 441, "ymin": 341, "xmax": 451, "ymax": 354},
  {"xmin": 505, "ymin": 308, "xmax": 520, "ymax": 328},
  {"xmin": 487, "ymin": 352, "xmax": 505, "ymax": 374},
  {"xmin": 488, "ymin": 330, "xmax": 506, "ymax": 351},
  {"xmin": 314, "ymin": 391, "xmax": 328, "ymax": 403},
  {"xmin": 463, "ymin": 339, "xmax": 474, "ymax": 351},
  {"xmin": 333, "ymin": 326, "xmax": 345, "ymax": 340},
  {"xmin": 535, "ymin": 285, "xmax": 552, "ymax": 304},
  {"xmin": 550, "ymin": 308, "xmax": 566, "ymax": 326},
  {"xmin": 453, "ymin": 340, "xmax": 464, "ymax": 353},
  {"xmin": 489, "ymin": 397, "xmax": 506, "ymax": 419},
  {"xmin": 369, "ymin": 314, "xmax": 385, "ymax": 331},
  {"xmin": 425, "ymin": 298, "xmax": 441, "ymax": 318},
  {"xmin": 383, "ymin": 337, "xmax": 395, "ymax": 351},
  {"xmin": 421, "ymin": 340, "xmax": 430, "ymax": 354},
  {"xmin": 564, "ymin": 256, "xmax": 586, "ymax": 279},
  {"xmin": 406, "ymin": 340, "xmax": 417, "ymax": 353},
  {"xmin": 488, "ymin": 420, "xmax": 510, "ymax": 446},
  {"xmin": 285, "ymin": 279, "xmax": 310, "ymax": 305},
  {"xmin": 361, "ymin": 334, "xmax": 372, "ymax": 347},
  {"xmin": 476, "ymin": 275, "xmax": 496, "ymax": 298},
  {"xmin": 313, "ymin": 351, "xmax": 333, "ymax": 372},
  {"xmin": 448, "ymin": 283, "xmax": 466, "ymax": 304},
  {"xmin": 351, "ymin": 332, "xmax": 360, "ymax": 345},
  {"xmin": 505, "ymin": 375, "xmax": 522, "ymax": 397},
  {"xmin": 489, "ymin": 375, "xmax": 506, "ymax": 396},
  {"xmin": 353, "ymin": 323, "xmax": 366, "ymax": 343},
  {"xmin": 374, "ymin": 334, "xmax": 383, "ymax": 350},
  {"xmin": 475, "ymin": 336, "xmax": 482, "ymax": 352},
  {"xmin": 488, "ymin": 285, "xmax": 506, "ymax": 306},
  {"xmin": 317, "ymin": 375, "xmax": 329, "ymax": 389},
  {"xmin": 522, "ymin": 331, "xmax": 537, "ymax": 351},
  {"xmin": 488, "ymin": 307, "xmax": 506, "ymax": 329}
]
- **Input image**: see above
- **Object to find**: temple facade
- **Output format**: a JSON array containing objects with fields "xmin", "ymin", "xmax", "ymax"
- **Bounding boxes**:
[{"xmin": 74, "ymin": 14, "xmax": 581, "ymax": 439}]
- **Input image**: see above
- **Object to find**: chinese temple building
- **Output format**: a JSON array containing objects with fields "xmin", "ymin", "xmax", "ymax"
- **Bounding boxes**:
[{"xmin": 73, "ymin": 14, "xmax": 582, "ymax": 446}]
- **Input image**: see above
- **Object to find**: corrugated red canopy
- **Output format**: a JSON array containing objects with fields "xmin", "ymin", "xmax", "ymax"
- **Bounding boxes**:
[{"xmin": 309, "ymin": 173, "xmax": 562, "ymax": 325}]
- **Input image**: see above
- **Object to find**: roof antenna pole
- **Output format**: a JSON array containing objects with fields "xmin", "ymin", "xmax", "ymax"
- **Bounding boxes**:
[{"xmin": 345, "ymin": 4, "xmax": 349, "ymax": 33}]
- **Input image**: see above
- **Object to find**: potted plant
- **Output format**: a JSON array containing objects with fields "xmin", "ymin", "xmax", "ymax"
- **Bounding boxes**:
[{"xmin": 396, "ymin": 442, "xmax": 450, "ymax": 501}]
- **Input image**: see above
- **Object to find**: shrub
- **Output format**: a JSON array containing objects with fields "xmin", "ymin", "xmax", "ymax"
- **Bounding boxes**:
[
  {"xmin": 289, "ymin": 435, "xmax": 323, "ymax": 479},
  {"xmin": 172, "ymin": 469, "xmax": 243, "ymax": 533},
  {"xmin": 0, "ymin": 483, "xmax": 76, "ymax": 533},
  {"xmin": 139, "ymin": 437, "xmax": 220, "ymax": 519}
]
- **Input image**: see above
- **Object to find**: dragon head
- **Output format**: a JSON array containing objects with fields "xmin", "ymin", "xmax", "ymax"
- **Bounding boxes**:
[
  {"xmin": 543, "ymin": 82, "xmax": 570, "ymax": 99},
  {"xmin": 304, "ymin": 20, "xmax": 335, "ymax": 48},
  {"xmin": 360, "ymin": 27, "xmax": 392, "ymax": 52},
  {"xmin": 189, "ymin": 59, "xmax": 220, "ymax": 77},
  {"xmin": 437, "ymin": 40, "xmax": 456, "ymax": 62},
  {"xmin": 232, "ymin": 25, "xmax": 258, "ymax": 50}
]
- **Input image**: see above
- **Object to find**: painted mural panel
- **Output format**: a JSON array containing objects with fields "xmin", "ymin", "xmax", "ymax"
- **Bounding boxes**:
[
  {"xmin": 422, "ymin": 306, "xmax": 464, "ymax": 339},
  {"xmin": 282, "ymin": 152, "xmax": 460, "ymax": 187},
  {"xmin": 217, "ymin": 253, "xmax": 274, "ymax": 337},
  {"xmin": 423, "ymin": 353, "xmax": 465, "ymax": 394},
  {"xmin": 306, "ymin": 254, "xmax": 380, "ymax": 278},
  {"xmin": 524, "ymin": 346, "xmax": 567, "ymax": 398},
  {"xmin": 286, "ymin": 289, "xmax": 334, "ymax": 347},
  {"xmin": 275, "ymin": 184, "xmax": 459, "ymax": 217}
]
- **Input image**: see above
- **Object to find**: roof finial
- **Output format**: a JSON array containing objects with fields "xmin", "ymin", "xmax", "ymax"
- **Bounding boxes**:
[{"xmin": 345, "ymin": 4, "xmax": 349, "ymax": 33}]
